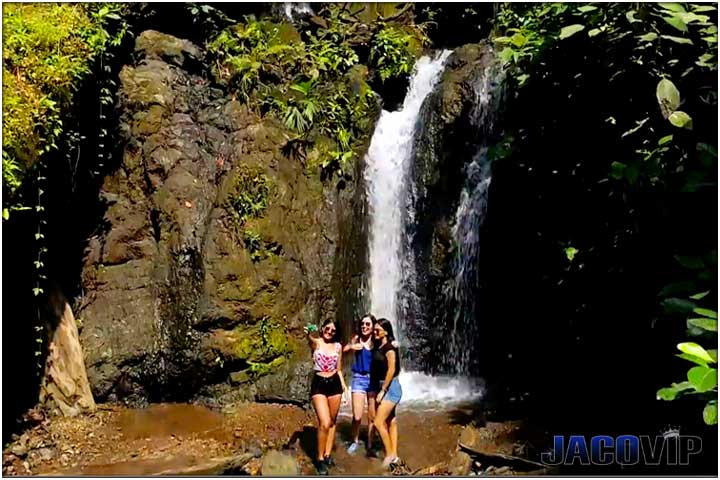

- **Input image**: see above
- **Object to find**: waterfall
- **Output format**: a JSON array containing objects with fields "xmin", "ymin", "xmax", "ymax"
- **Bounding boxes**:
[
  {"xmin": 445, "ymin": 152, "xmax": 491, "ymax": 375},
  {"xmin": 443, "ymin": 66, "xmax": 500, "ymax": 376},
  {"xmin": 364, "ymin": 52, "xmax": 451, "ymax": 335},
  {"xmin": 364, "ymin": 51, "xmax": 484, "ymax": 404},
  {"xmin": 282, "ymin": 2, "xmax": 312, "ymax": 21}
]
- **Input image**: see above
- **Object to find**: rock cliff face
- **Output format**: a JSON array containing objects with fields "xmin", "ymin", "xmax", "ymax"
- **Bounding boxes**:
[
  {"xmin": 402, "ymin": 42, "xmax": 500, "ymax": 372},
  {"xmin": 77, "ymin": 31, "xmax": 366, "ymax": 405}
]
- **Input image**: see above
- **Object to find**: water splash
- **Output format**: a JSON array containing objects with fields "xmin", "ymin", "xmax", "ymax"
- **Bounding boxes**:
[
  {"xmin": 399, "ymin": 371, "xmax": 484, "ymax": 406},
  {"xmin": 283, "ymin": 2, "xmax": 312, "ymax": 21},
  {"xmin": 364, "ymin": 51, "xmax": 451, "ymax": 338}
]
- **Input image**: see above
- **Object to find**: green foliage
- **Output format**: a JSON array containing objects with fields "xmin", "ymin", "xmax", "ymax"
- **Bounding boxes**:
[
  {"xmin": 243, "ymin": 229, "xmax": 282, "ymax": 263},
  {"xmin": 225, "ymin": 167, "xmax": 281, "ymax": 263},
  {"xmin": 207, "ymin": 5, "xmax": 427, "ymax": 177},
  {"xmin": 369, "ymin": 24, "xmax": 424, "ymax": 82},
  {"xmin": 2, "ymin": 3, "xmax": 127, "ymax": 212},
  {"xmin": 657, "ymin": 254, "xmax": 718, "ymax": 424},
  {"xmin": 226, "ymin": 166, "xmax": 271, "ymax": 225},
  {"xmin": 493, "ymin": 3, "xmax": 717, "ymax": 426}
]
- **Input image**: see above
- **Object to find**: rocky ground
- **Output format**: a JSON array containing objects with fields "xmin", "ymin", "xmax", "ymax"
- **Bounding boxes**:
[{"xmin": 2, "ymin": 402, "xmax": 548, "ymax": 476}]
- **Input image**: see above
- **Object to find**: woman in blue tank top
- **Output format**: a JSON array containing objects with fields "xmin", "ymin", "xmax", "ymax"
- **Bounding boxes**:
[{"xmin": 342, "ymin": 314, "xmax": 377, "ymax": 455}]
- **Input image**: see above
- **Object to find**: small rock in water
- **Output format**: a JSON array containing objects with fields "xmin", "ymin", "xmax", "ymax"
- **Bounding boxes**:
[{"xmin": 261, "ymin": 449, "xmax": 299, "ymax": 476}]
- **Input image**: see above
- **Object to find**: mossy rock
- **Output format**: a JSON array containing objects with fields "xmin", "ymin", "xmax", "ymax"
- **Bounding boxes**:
[
  {"xmin": 134, "ymin": 30, "xmax": 204, "ymax": 67},
  {"xmin": 207, "ymin": 321, "xmax": 291, "ymax": 364},
  {"xmin": 248, "ymin": 356, "xmax": 286, "ymax": 377}
]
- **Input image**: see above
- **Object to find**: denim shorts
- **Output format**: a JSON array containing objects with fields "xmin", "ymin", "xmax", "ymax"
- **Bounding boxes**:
[
  {"xmin": 382, "ymin": 377, "xmax": 402, "ymax": 404},
  {"xmin": 351, "ymin": 372, "xmax": 371, "ymax": 393}
]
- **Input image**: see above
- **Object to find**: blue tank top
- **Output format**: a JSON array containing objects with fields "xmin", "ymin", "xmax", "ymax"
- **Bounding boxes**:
[{"xmin": 352, "ymin": 347, "xmax": 373, "ymax": 374}]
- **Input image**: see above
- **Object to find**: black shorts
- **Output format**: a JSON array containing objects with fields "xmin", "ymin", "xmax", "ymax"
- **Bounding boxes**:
[{"xmin": 310, "ymin": 373, "xmax": 343, "ymax": 397}]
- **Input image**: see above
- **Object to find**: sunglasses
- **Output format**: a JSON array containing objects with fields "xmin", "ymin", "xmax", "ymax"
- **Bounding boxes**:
[
  {"xmin": 361, "ymin": 321, "xmax": 372, "ymax": 327},
  {"xmin": 323, "ymin": 327, "xmax": 336, "ymax": 333}
]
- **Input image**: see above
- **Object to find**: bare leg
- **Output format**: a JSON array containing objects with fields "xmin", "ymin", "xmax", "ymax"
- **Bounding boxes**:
[
  {"xmin": 367, "ymin": 392, "xmax": 377, "ymax": 449},
  {"xmin": 351, "ymin": 392, "xmax": 366, "ymax": 443},
  {"xmin": 312, "ymin": 395, "xmax": 331, "ymax": 462},
  {"xmin": 324, "ymin": 394, "xmax": 342, "ymax": 458},
  {"xmin": 389, "ymin": 411, "xmax": 398, "ymax": 459},
  {"xmin": 373, "ymin": 399, "xmax": 398, "ymax": 462}
]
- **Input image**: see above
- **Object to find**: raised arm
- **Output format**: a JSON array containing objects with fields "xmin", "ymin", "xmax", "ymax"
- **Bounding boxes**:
[
  {"xmin": 304, "ymin": 326, "xmax": 319, "ymax": 350},
  {"xmin": 343, "ymin": 334, "xmax": 362, "ymax": 352}
]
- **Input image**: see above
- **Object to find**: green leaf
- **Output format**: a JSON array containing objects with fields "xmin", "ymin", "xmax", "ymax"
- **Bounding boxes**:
[
  {"xmin": 2, "ymin": 209, "xmax": 8, "ymax": 221},
  {"xmin": 656, "ymin": 78, "xmax": 681, "ymax": 118},
  {"xmin": 638, "ymin": 32, "xmax": 658, "ymax": 42},
  {"xmin": 687, "ymin": 318, "xmax": 718, "ymax": 332},
  {"xmin": 692, "ymin": 5, "xmax": 717, "ymax": 12},
  {"xmin": 709, "ymin": 350, "xmax": 718, "ymax": 362},
  {"xmin": 678, "ymin": 342, "xmax": 715, "ymax": 363},
  {"xmin": 663, "ymin": 15, "xmax": 689, "ymax": 32},
  {"xmin": 494, "ymin": 36, "xmax": 512, "ymax": 44},
  {"xmin": 588, "ymin": 28, "xmax": 602, "ymax": 37},
  {"xmin": 687, "ymin": 366, "xmax": 718, "ymax": 392},
  {"xmin": 510, "ymin": 32, "xmax": 527, "ymax": 48},
  {"xmin": 661, "ymin": 34, "xmax": 694, "ymax": 44},
  {"xmin": 498, "ymin": 47, "xmax": 514, "ymax": 63},
  {"xmin": 659, "ymin": 3, "xmax": 687, "ymax": 13},
  {"xmin": 565, "ymin": 247, "xmax": 578, "ymax": 261},
  {"xmin": 662, "ymin": 297, "xmax": 696, "ymax": 314},
  {"xmin": 658, "ymin": 135, "xmax": 674, "ymax": 145},
  {"xmin": 693, "ymin": 308, "xmax": 717, "ymax": 319},
  {"xmin": 675, "ymin": 255, "xmax": 705, "ymax": 269},
  {"xmin": 689, "ymin": 291, "xmax": 710, "ymax": 300},
  {"xmin": 624, "ymin": 163, "xmax": 640, "ymax": 184},
  {"xmin": 659, "ymin": 281, "xmax": 696, "ymax": 297},
  {"xmin": 703, "ymin": 403, "xmax": 717, "ymax": 425},
  {"xmin": 577, "ymin": 5, "xmax": 598, "ymax": 13},
  {"xmin": 668, "ymin": 111, "xmax": 693, "ymax": 129},
  {"xmin": 560, "ymin": 24, "xmax": 585, "ymax": 39},
  {"xmin": 657, "ymin": 381, "xmax": 693, "ymax": 400},
  {"xmin": 626, "ymin": 10, "xmax": 641, "ymax": 23},
  {"xmin": 610, "ymin": 161, "xmax": 626, "ymax": 179},
  {"xmin": 679, "ymin": 12, "xmax": 710, "ymax": 23},
  {"xmin": 677, "ymin": 353, "xmax": 709, "ymax": 367}
]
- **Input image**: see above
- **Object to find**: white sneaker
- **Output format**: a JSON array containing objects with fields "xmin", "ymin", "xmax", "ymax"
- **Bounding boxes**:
[{"xmin": 382, "ymin": 455, "xmax": 399, "ymax": 468}]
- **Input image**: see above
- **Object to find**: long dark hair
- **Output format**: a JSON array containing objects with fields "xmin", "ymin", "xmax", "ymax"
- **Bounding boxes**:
[
  {"xmin": 356, "ymin": 313, "xmax": 377, "ymax": 336},
  {"xmin": 375, "ymin": 318, "xmax": 395, "ymax": 343},
  {"xmin": 321, "ymin": 318, "xmax": 339, "ymax": 342}
]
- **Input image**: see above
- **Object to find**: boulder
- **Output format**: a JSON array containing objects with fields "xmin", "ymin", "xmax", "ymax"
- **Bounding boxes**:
[
  {"xmin": 77, "ymin": 31, "xmax": 366, "ymax": 405},
  {"xmin": 260, "ymin": 450, "xmax": 300, "ymax": 476}
]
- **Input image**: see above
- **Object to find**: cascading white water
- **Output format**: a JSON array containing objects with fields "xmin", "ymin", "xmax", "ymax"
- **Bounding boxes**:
[
  {"xmin": 445, "ymin": 152, "xmax": 491, "ymax": 375},
  {"xmin": 443, "ymin": 67, "xmax": 498, "ymax": 375},
  {"xmin": 364, "ymin": 51, "xmax": 483, "ymax": 404},
  {"xmin": 365, "ymin": 52, "xmax": 451, "ymax": 334},
  {"xmin": 283, "ymin": 2, "xmax": 312, "ymax": 21}
]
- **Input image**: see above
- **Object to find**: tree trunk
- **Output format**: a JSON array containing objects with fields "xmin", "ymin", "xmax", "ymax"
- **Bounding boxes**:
[{"xmin": 38, "ymin": 288, "xmax": 96, "ymax": 416}]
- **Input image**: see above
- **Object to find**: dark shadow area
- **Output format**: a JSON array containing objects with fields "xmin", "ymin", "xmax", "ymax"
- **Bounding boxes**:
[
  {"xmin": 472, "ymin": 20, "xmax": 718, "ymax": 474},
  {"xmin": 2, "ymin": 21, "xmax": 134, "ymax": 444},
  {"xmin": 288, "ymin": 425, "xmax": 319, "ymax": 462}
]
